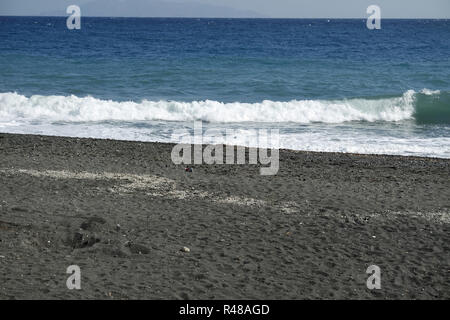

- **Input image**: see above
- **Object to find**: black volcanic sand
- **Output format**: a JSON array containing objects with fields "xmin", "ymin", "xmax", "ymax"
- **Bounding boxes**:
[{"xmin": 0, "ymin": 133, "xmax": 448, "ymax": 300}]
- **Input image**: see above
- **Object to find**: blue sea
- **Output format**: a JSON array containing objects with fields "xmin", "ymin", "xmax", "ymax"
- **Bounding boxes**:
[{"xmin": 1, "ymin": 17, "xmax": 449, "ymax": 157}]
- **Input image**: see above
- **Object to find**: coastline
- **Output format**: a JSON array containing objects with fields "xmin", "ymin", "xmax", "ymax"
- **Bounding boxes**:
[{"xmin": 0, "ymin": 132, "xmax": 448, "ymax": 299}]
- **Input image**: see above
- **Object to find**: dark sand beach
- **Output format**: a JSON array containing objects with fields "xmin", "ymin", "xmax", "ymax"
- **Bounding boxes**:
[{"xmin": 0, "ymin": 133, "xmax": 448, "ymax": 299}]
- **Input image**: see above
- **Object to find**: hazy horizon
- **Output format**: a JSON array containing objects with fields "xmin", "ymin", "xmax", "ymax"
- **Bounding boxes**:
[{"xmin": 1, "ymin": 0, "xmax": 449, "ymax": 19}]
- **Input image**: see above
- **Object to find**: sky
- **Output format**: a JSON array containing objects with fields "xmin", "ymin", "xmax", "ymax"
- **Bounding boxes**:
[{"xmin": 1, "ymin": 0, "xmax": 449, "ymax": 18}]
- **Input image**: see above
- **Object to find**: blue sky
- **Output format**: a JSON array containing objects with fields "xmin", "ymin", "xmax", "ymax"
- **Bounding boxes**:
[{"xmin": 1, "ymin": 0, "xmax": 449, "ymax": 18}]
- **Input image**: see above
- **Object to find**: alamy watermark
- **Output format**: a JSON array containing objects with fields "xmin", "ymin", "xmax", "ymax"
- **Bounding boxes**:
[
  {"xmin": 66, "ymin": 5, "xmax": 81, "ymax": 30},
  {"xmin": 366, "ymin": 265, "xmax": 381, "ymax": 289},
  {"xmin": 367, "ymin": 5, "xmax": 381, "ymax": 30},
  {"xmin": 170, "ymin": 121, "xmax": 279, "ymax": 175},
  {"xmin": 66, "ymin": 265, "xmax": 81, "ymax": 290}
]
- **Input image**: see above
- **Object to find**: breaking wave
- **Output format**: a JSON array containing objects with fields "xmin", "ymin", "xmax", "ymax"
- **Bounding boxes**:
[{"xmin": 0, "ymin": 89, "xmax": 448, "ymax": 124}]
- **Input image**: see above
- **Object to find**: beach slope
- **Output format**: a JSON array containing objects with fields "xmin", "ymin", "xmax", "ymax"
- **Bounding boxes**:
[{"xmin": 0, "ymin": 133, "xmax": 448, "ymax": 299}]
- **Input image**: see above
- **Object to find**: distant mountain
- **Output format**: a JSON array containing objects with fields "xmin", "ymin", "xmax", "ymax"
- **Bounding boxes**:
[{"xmin": 41, "ymin": 0, "xmax": 264, "ymax": 18}]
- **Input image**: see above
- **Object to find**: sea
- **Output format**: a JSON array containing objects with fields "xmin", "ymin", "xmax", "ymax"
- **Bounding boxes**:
[{"xmin": 1, "ymin": 17, "xmax": 449, "ymax": 158}]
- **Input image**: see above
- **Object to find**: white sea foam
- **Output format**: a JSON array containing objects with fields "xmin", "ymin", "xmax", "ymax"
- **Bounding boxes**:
[
  {"xmin": 1, "ymin": 90, "xmax": 448, "ymax": 159},
  {"xmin": 0, "ymin": 91, "xmax": 417, "ymax": 124},
  {"xmin": 1, "ymin": 121, "xmax": 449, "ymax": 159},
  {"xmin": 420, "ymin": 88, "xmax": 440, "ymax": 96}
]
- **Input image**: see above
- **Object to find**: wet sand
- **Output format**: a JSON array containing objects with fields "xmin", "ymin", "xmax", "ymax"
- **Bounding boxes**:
[{"xmin": 0, "ymin": 133, "xmax": 448, "ymax": 299}]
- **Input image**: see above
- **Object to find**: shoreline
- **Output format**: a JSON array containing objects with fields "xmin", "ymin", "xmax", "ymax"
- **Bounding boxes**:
[
  {"xmin": 1, "ymin": 131, "xmax": 448, "ymax": 161},
  {"xmin": 0, "ymin": 132, "xmax": 449, "ymax": 299}
]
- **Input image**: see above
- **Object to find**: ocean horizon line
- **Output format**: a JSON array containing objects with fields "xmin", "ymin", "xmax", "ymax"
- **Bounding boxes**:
[{"xmin": 1, "ymin": 15, "xmax": 449, "ymax": 20}]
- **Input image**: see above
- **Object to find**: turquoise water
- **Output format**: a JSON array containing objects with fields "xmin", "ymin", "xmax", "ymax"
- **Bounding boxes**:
[{"xmin": 1, "ymin": 17, "xmax": 449, "ymax": 157}]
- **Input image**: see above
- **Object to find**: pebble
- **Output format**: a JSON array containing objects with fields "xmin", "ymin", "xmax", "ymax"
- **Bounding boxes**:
[{"xmin": 181, "ymin": 246, "xmax": 190, "ymax": 253}]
